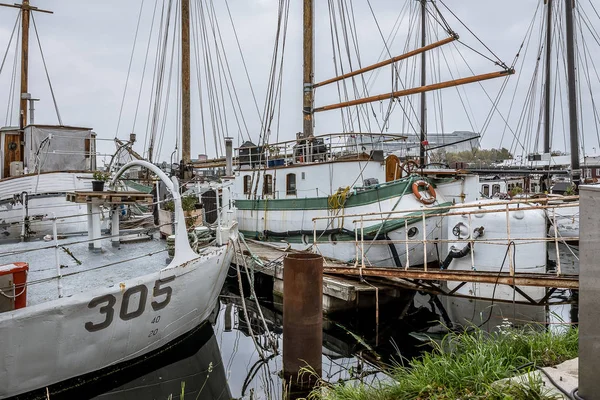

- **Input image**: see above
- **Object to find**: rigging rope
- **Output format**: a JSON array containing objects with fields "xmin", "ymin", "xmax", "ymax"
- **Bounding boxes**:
[
  {"xmin": 32, "ymin": 14, "xmax": 63, "ymax": 125},
  {"xmin": 114, "ymin": 0, "xmax": 145, "ymax": 139}
]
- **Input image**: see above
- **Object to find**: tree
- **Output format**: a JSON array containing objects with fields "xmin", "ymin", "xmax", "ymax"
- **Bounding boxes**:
[{"xmin": 444, "ymin": 148, "xmax": 513, "ymax": 167}]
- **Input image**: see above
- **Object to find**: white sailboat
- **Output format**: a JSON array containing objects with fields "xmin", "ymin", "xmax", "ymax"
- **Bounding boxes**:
[
  {"xmin": 0, "ymin": 160, "xmax": 237, "ymax": 398},
  {"xmin": 232, "ymin": 0, "xmax": 512, "ymax": 267},
  {"xmin": 0, "ymin": 2, "xmax": 99, "ymax": 239}
]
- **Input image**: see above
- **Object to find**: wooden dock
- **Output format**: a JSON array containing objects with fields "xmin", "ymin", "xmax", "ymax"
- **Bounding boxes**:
[
  {"xmin": 234, "ymin": 239, "xmax": 580, "ymax": 308},
  {"xmin": 234, "ymin": 239, "xmax": 412, "ymax": 313},
  {"xmin": 66, "ymin": 191, "xmax": 153, "ymax": 205}
]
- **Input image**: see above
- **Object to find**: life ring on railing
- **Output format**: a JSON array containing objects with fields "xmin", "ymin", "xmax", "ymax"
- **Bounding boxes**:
[{"xmin": 412, "ymin": 180, "xmax": 436, "ymax": 205}]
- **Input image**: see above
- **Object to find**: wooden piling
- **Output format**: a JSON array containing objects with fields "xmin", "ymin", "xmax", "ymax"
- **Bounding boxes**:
[{"xmin": 283, "ymin": 253, "xmax": 322, "ymax": 389}]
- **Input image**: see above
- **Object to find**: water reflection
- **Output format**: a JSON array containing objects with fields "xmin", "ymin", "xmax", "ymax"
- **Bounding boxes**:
[{"xmin": 10, "ymin": 276, "xmax": 577, "ymax": 400}]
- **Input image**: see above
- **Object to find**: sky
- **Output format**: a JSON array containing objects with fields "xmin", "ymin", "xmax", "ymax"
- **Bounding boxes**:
[{"xmin": 0, "ymin": 0, "xmax": 598, "ymax": 164}]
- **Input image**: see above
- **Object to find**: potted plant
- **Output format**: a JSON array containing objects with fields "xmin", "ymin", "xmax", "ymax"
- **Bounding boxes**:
[
  {"xmin": 159, "ymin": 195, "xmax": 203, "ymax": 237},
  {"xmin": 92, "ymin": 170, "xmax": 110, "ymax": 192}
]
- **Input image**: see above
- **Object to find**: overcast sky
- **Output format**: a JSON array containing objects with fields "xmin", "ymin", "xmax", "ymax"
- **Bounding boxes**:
[{"xmin": 1, "ymin": 0, "xmax": 598, "ymax": 164}]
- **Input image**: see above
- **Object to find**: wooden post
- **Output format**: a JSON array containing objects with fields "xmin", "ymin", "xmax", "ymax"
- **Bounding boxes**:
[
  {"xmin": 301, "ymin": 0, "xmax": 314, "ymax": 139},
  {"xmin": 181, "ymin": 0, "xmax": 191, "ymax": 164}
]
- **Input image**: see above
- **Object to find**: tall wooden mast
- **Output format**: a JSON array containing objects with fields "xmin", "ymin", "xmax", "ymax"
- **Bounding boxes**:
[
  {"xmin": 181, "ymin": 0, "xmax": 191, "ymax": 164},
  {"xmin": 419, "ymin": 0, "xmax": 427, "ymax": 166},
  {"xmin": 301, "ymin": 0, "xmax": 314, "ymax": 139},
  {"xmin": 0, "ymin": 0, "xmax": 52, "ymax": 164},
  {"xmin": 19, "ymin": 0, "xmax": 30, "ymax": 129},
  {"xmin": 543, "ymin": 0, "xmax": 552, "ymax": 154},
  {"xmin": 564, "ymin": 0, "xmax": 580, "ymax": 187}
]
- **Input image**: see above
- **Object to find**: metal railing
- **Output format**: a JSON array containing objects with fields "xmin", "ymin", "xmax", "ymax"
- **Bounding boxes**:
[{"xmin": 311, "ymin": 196, "xmax": 579, "ymax": 276}]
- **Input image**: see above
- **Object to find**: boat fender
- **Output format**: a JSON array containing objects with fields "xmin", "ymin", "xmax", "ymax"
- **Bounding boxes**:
[{"xmin": 412, "ymin": 180, "xmax": 436, "ymax": 205}]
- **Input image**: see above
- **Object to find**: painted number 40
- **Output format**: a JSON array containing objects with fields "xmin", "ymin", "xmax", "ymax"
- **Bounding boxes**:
[{"xmin": 85, "ymin": 276, "xmax": 175, "ymax": 332}]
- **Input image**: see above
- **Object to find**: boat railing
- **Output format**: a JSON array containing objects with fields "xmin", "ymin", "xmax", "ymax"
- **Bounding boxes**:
[
  {"xmin": 235, "ymin": 133, "xmax": 407, "ymax": 168},
  {"xmin": 311, "ymin": 196, "xmax": 579, "ymax": 277}
]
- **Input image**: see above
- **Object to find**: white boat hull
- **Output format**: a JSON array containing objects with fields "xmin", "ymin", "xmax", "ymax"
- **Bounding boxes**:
[
  {"xmin": 0, "ymin": 242, "xmax": 234, "ymax": 398},
  {"xmin": 0, "ymin": 172, "xmax": 94, "ymax": 239}
]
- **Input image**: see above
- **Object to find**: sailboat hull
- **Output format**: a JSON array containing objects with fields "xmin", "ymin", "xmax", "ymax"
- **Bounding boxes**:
[
  {"xmin": 0, "ymin": 242, "xmax": 234, "ymax": 399},
  {"xmin": 236, "ymin": 177, "xmax": 450, "ymax": 267},
  {"xmin": 0, "ymin": 172, "xmax": 94, "ymax": 239}
]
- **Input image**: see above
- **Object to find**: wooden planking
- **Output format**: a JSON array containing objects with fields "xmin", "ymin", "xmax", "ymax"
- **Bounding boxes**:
[
  {"xmin": 66, "ymin": 191, "xmax": 153, "ymax": 205},
  {"xmin": 236, "ymin": 239, "xmax": 393, "ymax": 299}
]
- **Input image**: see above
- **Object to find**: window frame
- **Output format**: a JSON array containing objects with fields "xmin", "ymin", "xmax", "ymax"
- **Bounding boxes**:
[
  {"xmin": 286, "ymin": 173, "xmax": 297, "ymax": 195},
  {"xmin": 243, "ymin": 175, "xmax": 252, "ymax": 194},
  {"xmin": 263, "ymin": 174, "xmax": 273, "ymax": 195}
]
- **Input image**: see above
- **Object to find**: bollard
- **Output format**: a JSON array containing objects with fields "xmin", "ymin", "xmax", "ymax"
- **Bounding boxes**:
[{"xmin": 283, "ymin": 252, "xmax": 322, "ymax": 392}]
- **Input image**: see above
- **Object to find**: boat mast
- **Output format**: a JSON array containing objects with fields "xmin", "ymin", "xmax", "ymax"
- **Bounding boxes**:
[
  {"xmin": 419, "ymin": 0, "xmax": 427, "ymax": 167},
  {"xmin": 0, "ymin": 0, "xmax": 52, "ymax": 163},
  {"xmin": 181, "ymin": 0, "xmax": 191, "ymax": 164},
  {"xmin": 20, "ymin": 0, "xmax": 30, "ymax": 130},
  {"xmin": 301, "ymin": 0, "xmax": 314, "ymax": 139},
  {"xmin": 543, "ymin": 0, "xmax": 552, "ymax": 154},
  {"xmin": 564, "ymin": 0, "xmax": 580, "ymax": 187}
]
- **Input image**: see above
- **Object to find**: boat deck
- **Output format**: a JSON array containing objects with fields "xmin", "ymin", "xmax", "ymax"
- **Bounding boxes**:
[{"xmin": 0, "ymin": 234, "xmax": 168, "ymax": 307}]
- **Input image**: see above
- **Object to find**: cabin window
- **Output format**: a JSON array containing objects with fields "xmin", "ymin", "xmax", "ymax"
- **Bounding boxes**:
[
  {"xmin": 596, "ymin": 168, "xmax": 600, "ymax": 177},
  {"xmin": 243, "ymin": 175, "xmax": 252, "ymax": 194},
  {"xmin": 286, "ymin": 173, "xmax": 297, "ymax": 195},
  {"xmin": 482, "ymin": 184, "xmax": 490, "ymax": 197},
  {"xmin": 492, "ymin": 184, "xmax": 501, "ymax": 195},
  {"xmin": 586, "ymin": 169, "xmax": 592, "ymax": 178},
  {"xmin": 301, "ymin": 172, "xmax": 305, "ymax": 180},
  {"xmin": 263, "ymin": 174, "xmax": 273, "ymax": 195}
]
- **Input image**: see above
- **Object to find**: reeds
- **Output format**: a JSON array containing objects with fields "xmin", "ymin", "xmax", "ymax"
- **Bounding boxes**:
[{"xmin": 311, "ymin": 323, "xmax": 578, "ymax": 400}]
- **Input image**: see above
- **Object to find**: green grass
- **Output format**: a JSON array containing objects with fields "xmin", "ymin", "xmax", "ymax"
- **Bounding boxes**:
[{"xmin": 311, "ymin": 324, "xmax": 578, "ymax": 400}]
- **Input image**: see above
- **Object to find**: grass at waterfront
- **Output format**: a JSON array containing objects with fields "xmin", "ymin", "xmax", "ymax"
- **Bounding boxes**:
[{"xmin": 310, "ymin": 323, "xmax": 578, "ymax": 400}]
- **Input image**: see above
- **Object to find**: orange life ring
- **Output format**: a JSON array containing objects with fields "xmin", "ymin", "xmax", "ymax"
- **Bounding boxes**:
[{"xmin": 412, "ymin": 180, "xmax": 436, "ymax": 205}]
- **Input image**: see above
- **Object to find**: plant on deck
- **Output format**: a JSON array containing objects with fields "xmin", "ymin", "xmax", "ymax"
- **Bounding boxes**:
[{"xmin": 310, "ymin": 325, "xmax": 578, "ymax": 400}]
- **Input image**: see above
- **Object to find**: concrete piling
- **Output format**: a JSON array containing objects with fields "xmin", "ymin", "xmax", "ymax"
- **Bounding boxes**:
[
  {"xmin": 283, "ymin": 253, "xmax": 323, "ymax": 391},
  {"xmin": 579, "ymin": 185, "xmax": 600, "ymax": 399}
]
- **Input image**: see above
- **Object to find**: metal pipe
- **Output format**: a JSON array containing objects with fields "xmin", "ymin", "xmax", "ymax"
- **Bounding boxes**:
[
  {"xmin": 52, "ymin": 214, "xmax": 63, "ymax": 298},
  {"xmin": 225, "ymin": 137, "xmax": 233, "ymax": 176},
  {"xmin": 283, "ymin": 253, "xmax": 322, "ymax": 389}
]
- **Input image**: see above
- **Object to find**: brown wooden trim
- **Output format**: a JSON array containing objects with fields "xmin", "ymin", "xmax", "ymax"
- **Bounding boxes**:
[
  {"xmin": 314, "ymin": 69, "xmax": 515, "ymax": 113},
  {"xmin": 314, "ymin": 36, "xmax": 456, "ymax": 88}
]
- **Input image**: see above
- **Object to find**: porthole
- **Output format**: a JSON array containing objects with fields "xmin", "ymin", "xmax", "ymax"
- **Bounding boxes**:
[{"xmin": 407, "ymin": 227, "xmax": 419, "ymax": 238}]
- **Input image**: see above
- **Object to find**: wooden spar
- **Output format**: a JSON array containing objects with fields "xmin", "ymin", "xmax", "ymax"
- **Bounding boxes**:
[
  {"xmin": 543, "ymin": 0, "xmax": 552, "ymax": 154},
  {"xmin": 313, "ymin": 36, "xmax": 456, "ymax": 89},
  {"xmin": 181, "ymin": 0, "xmax": 191, "ymax": 164},
  {"xmin": 419, "ymin": 0, "xmax": 427, "ymax": 167},
  {"xmin": 313, "ymin": 69, "xmax": 515, "ymax": 113},
  {"xmin": 115, "ymin": 138, "xmax": 143, "ymax": 160},
  {"xmin": 301, "ymin": 0, "xmax": 314, "ymax": 139}
]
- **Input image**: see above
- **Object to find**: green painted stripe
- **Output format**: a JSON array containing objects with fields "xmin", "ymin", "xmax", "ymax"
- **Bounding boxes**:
[
  {"xmin": 239, "ymin": 202, "xmax": 452, "ymax": 241},
  {"xmin": 235, "ymin": 177, "xmax": 416, "ymax": 211},
  {"xmin": 124, "ymin": 180, "xmax": 153, "ymax": 194}
]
